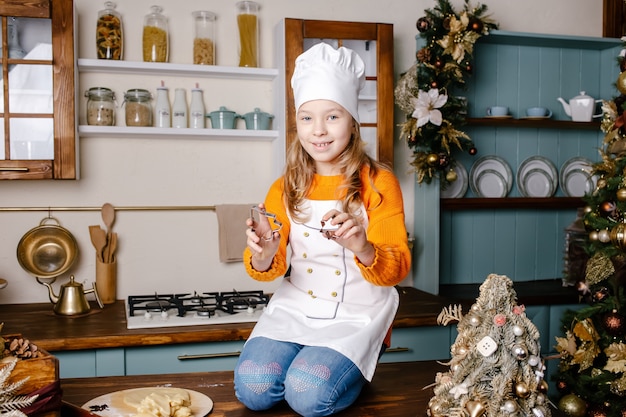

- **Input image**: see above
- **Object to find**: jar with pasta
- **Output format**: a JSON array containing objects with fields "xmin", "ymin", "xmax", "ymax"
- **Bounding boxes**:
[
  {"xmin": 143, "ymin": 5, "xmax": 168, "ymax": 63},
  {"xmin": 86, "ymin": 87, "xmax": 116, "ymax": 126},
  {"xmin": 124, "ymin": 89, "xmax": 153, "ymax": 127},
  {"xmin": 236, "ymin": 1, "xmax": 259, "ymax": 67},
  {"xmin": 192, "ymin": 11, "xmax": 216, "ymax": 65},
  {"xmin": 96, "ymin": 1, "xmax": 123, "ymax": 60}
]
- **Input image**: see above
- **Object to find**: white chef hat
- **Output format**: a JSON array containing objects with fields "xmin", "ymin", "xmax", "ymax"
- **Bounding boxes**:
[{"xmin": 291, "ymin": 42, "xmax": 366, "ymax": 123}]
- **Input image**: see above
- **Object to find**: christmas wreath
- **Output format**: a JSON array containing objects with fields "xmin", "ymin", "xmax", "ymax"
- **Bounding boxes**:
[{"xmin": 394, "ymin": 0, "xmax": 498, "ymax": 185}]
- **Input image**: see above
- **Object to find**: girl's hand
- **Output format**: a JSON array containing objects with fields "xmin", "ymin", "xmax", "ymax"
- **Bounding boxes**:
[
  {"xmin": 247, "ymin": 204, "xmax": 281, "ymax": 271},
  {"xmin": 321, "ymin": 210, "xmax": 375, "ymax": 266}
]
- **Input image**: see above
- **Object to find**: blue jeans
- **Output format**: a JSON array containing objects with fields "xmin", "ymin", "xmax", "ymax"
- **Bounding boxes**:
[{"xmin": 234, "ymin": 337, "xmax": 368, "ymax": 417}]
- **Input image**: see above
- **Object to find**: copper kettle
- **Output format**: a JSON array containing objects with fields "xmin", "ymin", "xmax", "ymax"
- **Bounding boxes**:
[{"xmin": 38, "ymin": 275, "xmax": 103, "ymax": 315}]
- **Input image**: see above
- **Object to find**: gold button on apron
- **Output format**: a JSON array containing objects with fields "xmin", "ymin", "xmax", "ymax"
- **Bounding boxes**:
[
  {"xmin": 334, "ymin": 270, "xmax": 341, "ymax": 276},
  {"xmin": 331, "ymin": 292, "xmax": 337, "ymax": 297},
  {"xmin": 304, "ymin": 232, "xmax": 310, "ymax": 237},
  {"xmin": 307, "ymin": 268, "xmax": 313, "ymax": 273},
  {"xmin": 302, "ymin": 253, "xmax": 307, "ymax": 258}
]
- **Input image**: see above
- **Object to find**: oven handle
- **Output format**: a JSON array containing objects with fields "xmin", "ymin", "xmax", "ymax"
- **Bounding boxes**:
[{"xmin": 178, "ymin": 351, "xmax": 241, "ymax": 360}]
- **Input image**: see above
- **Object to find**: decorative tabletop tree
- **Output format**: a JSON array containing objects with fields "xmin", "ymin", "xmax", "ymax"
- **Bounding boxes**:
[{"xmin": 428, "ymin": 274, "xmax": 551, "ymax": 417}]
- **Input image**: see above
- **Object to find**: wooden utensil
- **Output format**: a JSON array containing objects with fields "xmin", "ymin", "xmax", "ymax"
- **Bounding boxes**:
[
  {"xmin": 107, "ymin": 232, "xmax": 117, "ymax": 263},
  {"xmin": 89, "ymin": 225, "xmax": 107, "ymax": 262},
  {"xmin": 101, "ymin": 203, "xmax": 115, "ymax": 261}
]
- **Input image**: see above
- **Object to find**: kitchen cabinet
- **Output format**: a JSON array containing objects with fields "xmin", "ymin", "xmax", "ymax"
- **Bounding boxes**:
[
  {"xmin": 276, "ymin": 18, "xmax": 395, "ymax": 167},
  {"xmin": 412, "ymin": 30, "xmax": 623, "ymax": 293},
  {"xmin": 381, "ymin": 326, "xmax": 452, "ymax": 363},
  {"xmin": 0, "ymin": 0, "xmax": 77, "ymax": 180}
]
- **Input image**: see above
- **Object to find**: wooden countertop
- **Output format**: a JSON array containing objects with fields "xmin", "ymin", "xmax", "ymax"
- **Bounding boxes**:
[
  {"xmin": 2, "ymin": 287, "xmax": 462, "ymax": 352},
  {"xmin": 59, "ymin": 360, "xmax": 566, "ymax": 417},
  {"xmin": 1, "ymin": 282, "xmax": 579, "ymax": 352}
]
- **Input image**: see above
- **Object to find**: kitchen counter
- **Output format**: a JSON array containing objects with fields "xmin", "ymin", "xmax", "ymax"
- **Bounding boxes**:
[
  {"xmin": 0, "ymin": 282, "xmax": 579, "ymax": 352},
  {"xmin": 1, "ymin": 287, "xmax": 461, "ymax": 352},
  {"xmin": 59, "ymin": 360, "xmax": 567, "ymax": 417}
]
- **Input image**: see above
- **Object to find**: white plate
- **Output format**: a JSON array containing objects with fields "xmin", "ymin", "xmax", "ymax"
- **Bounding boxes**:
[
  {"xmin": 517, "ymin": 156, "xmax": 558, "ymax": 197},
  {"xmin": 441, "ymin": 164, "xmax": 468, "ymax": 198},
  {"xmin": 82, "ymin": 387, "xmax": 214, "ymax": 417},
  {"xmin": 473, "ymin": 169, "xmax": 508, "ymax": 197},
  {"xmin": 560, "ymin": 157, "xmax": 596, "ymax": 197},
  {"xmin": 470, "ymin": 155, "xmax": 513, "ymax": 197}
]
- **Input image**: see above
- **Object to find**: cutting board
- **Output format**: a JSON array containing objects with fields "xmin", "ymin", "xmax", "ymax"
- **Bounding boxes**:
[{"xmin": 81, "ymin": 387, "xmax": 213, "ymax": 416}]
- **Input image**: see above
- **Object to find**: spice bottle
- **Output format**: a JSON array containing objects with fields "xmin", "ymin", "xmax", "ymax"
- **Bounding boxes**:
[
  {"xmin": 142, "ymin": 5, "xmax": 168, "ymax": 63},
  {"xmin": 236, "ymin": 1, "xmax": 259, "ymax": 67},
  {"xmin": 124, "ymin": 89, "xmax": 153, "ymax": 127},
  {"xmin": 96, "ymin": 1, "xmax": 123, "ymax": 60},
  {"xmin": 192, "ymin": 11, "xmax": 216, "ymax": 65},
  {"xmin": 172, "ymin": 88, "xmax": 187, "ymax": 128},
  {"xmin": 85, "ymin": 87, "xmax": 116, "ymax": 126},
  {"xmin": 189, "ymin": 84, "xmax": 205, "ymax": 129},
  {"xmin": 154, "ymin": 81, "xmax": 171, "ymax": 128}
]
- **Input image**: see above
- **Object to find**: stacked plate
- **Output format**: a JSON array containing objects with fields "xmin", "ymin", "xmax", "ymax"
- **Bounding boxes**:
[
  {"xmin": 560, "ymin": 157, "xmax": 596, "ymax": 197},
  {"xmin": 441, "ymin": 164, "xmax": 469, "ymax": 198},
  {"xmin": 517, "ymin": 156, "xmax": 558, "ymax": 197},
  {"xmin": 469, "ymin": 155, "xmax": 513, "ymax": 198}
]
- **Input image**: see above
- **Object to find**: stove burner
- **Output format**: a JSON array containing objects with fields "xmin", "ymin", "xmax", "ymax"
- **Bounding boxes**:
[{"xmin": 127, "ymin": 290, "xmax": 269, "ymax": 317}]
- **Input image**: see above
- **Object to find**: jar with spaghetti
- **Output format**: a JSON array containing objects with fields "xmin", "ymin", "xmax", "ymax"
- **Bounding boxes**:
[
  {"xmin": 96, "ymin": 1, "xmax": 123, "ymax": 60},
  {"xmin": 142, "ymin": 5, "xmax": 168, "ymax": 62},
  {"xmin": 85, "ymin": 87, "xmax": 116, "ymax": 126},
  {"xmin": 124, "ymin": 89, "xmax": 153, "ymax": 127},
  {"xmin": 192, "ymin": 11, "xmax": 216, "ymax": 65},
  {"xmin": 236, "ymin": 1, "xmax": 259, "ymax": 67}
]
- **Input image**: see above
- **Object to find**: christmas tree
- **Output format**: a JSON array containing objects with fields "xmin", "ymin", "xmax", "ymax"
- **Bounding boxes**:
[
  {"xmin": 552, "ymin": 41, "xmax": 626, "ymax": 417},
  {"xmin": 428, "ymin": 274, "xmax": 551, "ymax": 417}
]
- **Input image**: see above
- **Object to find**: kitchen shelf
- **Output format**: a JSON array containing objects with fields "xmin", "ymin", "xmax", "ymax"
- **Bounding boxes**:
[
  {"xmin": 78, "ymin": 58, "xmax": 278, "ymax": 80},
  {"xmin": 78, "ymin": 125, "xmax": 278, "ymax": 140},
  {"xmin": 466, "ymin": 118, "xmax": 600, "ymax": 130},
  {"xmin": 441, "ymin": 197, "xmax": 585, "ymax": 211}
]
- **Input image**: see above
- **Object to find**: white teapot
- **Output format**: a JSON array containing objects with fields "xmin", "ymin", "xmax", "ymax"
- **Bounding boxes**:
[{"xmin": 557, "ymin": 92, "xmax": 602, "ymax": 122}]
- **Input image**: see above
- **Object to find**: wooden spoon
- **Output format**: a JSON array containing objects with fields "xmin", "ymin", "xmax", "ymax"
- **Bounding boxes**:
[
  {"xmin": 89, "ymin": 225, "xmax": 107, "ymax": 262},
  {"xmin": 101, "ymin": 203, "xmax": 115, "ymax": 261}
]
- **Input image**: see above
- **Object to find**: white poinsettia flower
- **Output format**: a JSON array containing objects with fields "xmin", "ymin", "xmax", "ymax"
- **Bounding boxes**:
[{"xmin": 411, "ymin": 88, "xmax": 448, "ymax": 127}]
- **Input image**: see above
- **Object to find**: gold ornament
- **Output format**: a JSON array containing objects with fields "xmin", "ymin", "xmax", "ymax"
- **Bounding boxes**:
[
  {"xmin": 446, "ymin": 169, "xmax": 458, "ymax": 182},
  {"xmin": 596, "ymin": 178, "xmax": 607, "ymax": 189},
  {"xmin": 514, "ymin": 381, "xmax": 530, "ymax": 398},
  {"xmin": 618, "ymin": 71, "xmax": 626, "ymax": 95},
  {"xmin": 610, "ymin": 222, "xmax": 626, "ymax": 251},
  {"xmin": 538, "ymin": 379, "xmax": 549, "ymax": 394},
  {"xmin": 618, "ymin": 188, "xmax": 626, "ymax": 201},
  {"xmin": 558, "ymin": 393, "xmax": 587, "ymax": 417},
  {"xmin": 466, "ymin": 401, "xmax": 486, "ymax": 417},
  {"xmin": 426, "ymin": 153, "xmax": 439, "ymax": 166}
]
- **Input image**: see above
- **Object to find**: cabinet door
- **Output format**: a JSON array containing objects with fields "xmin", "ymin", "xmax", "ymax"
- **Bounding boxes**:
[
  {"xmin": 282, "ymin": 18, "xmax": 394, "ymax": 168},
  {"xmin": 0, "ymin": 0, "xmax": 77, "ymax": 180}
]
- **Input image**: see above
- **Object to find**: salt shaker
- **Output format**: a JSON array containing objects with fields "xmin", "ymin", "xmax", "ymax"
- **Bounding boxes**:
[
  {"xmin": 189, "ymin": 84, "xmax": 205, "ymax": 129},
  {"xmin": 172, "ymin": 88, "xmax": 187, "ymax": 128},
  {"xmin": 154, "ymin": 81, "xmax": 171, "ymax": 128}
]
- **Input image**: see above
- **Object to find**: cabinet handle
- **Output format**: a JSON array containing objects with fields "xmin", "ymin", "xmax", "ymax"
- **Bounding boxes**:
[
  {"xmin": 385, "ymin": 347, "xmax": 410, "ymax": 354},
  {"xmin": 0, "ymin": 167, "xmax": 28, "ymax": 171},
  {"xmin": 177, "ymin": 351, "xmax": 241, "ymax": 360}
]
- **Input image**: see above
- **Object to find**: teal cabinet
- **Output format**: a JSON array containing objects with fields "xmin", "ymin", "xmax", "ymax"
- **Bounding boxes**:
[
  {"xmin": 381, "ymin": 326, "xmax": 452, "ymax": 363},
  {"xmin": 413, "ymin": 31, "xmax": 623, "ymax": 291},
  {"xmin": 53, "ymin": 348, "xmax": 125, "ymax": 378}
]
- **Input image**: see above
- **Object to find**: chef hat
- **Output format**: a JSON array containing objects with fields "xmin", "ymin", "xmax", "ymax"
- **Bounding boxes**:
[{"xmin": 291, "ymin": 42, "xmax": 366, "ymax": 123}]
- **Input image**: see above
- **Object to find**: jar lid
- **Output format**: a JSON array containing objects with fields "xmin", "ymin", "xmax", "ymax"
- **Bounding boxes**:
[
  {"xmin": 85, "ymin": 87, "xmax": 115, "ymax": 99},
  {"xmin": 124, "ymin": 88, "xmax": 152, "ymax": 101},
  {"xmin": 192, "ymin": 10, "xmax": 217, "ymax": 21}
]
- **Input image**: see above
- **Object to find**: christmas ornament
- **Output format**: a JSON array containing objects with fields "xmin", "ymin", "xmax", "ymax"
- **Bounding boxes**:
[
  {"xmin": 609, "ymin": 222, "xmax": 626, "ymax": 250},
  {"xmin": 469, "ymin": 147, "xmax": 477, "ymax": 155},
  {"xmin": 501, "ymin": 400, "xmax": 518, "ymax": 413},
  {"xmin": 596, "ymin": 178, "xmax": 607, "ymax": 189},
  {"xmin": 602, "ymin": 309, "xmax": 626, "ymax": 336},
  {"xmin": 617, "ymin": 187, "xmax": 626, "ymax": 201},
  {"xmin": 512, "ymin": 325, "xmax": 524, "ymax": 336},
  {"xmin": 599, "ymin": 201, "xmax": 616, "ymax": 216},
  {"xmin": 557, "ymin": 394, "xmax": 586, "ymax": 417},
  {"xmin": 466, "ymin": 401, "xmax": 486, "ymax": 417},
  {"xmin": 617, "ymin": 71, "xmax": 626, "ymax": 95},
  {"xmin": 512, "ymin": 344, "xmax": 528, "ymax": 360},
  {"xmin": 556, "ymin": 379, "xmax": 569, "ymax": 393},
  {"xmin": 598, "ymin": 229, "xmax": 610, "ymax": 243},
  {"xmin": 426, "ymin": 153, "xmax": 439, "ymax": 166},
  {"xmin": 591, "ymin": 287, "xmax": 609, "ymax": 302},
  {"xmin": 514, "ymin": 381, "xmax": 530, "ymax": 398},
  {"xmin": 445, "ymin": 169, "xmax": 457, "ymax": 182}
]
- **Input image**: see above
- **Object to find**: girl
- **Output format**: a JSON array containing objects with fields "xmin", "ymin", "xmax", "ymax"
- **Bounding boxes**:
[{"xmin": 234, "ymin": 42, "xmax": 411, "ymax": 417}]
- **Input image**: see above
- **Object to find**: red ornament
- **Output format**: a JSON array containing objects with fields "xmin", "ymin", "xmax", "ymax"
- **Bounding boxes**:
[
  {"xmin": 600, "ymin": 201, "xmax": 617, "ymax": 217},
  {"xmin": 430, "ymin": 81, "xmax": 438, "ymax": 89},
  {"xmin": 434, "ymin": 59, "xmax": 443, "ymax": 68},
  {"xmin": 469, "ymin": 147, "xmax": 477, "ymax": 156},
  {"xmin": 556, "ymin": 379, "xmax": 570, "ymax": 394},
  {"xmin": 469, "ymin": 18, "xmax": 484, "ymax": 33},
  {"xmin": 602, "ymin": 309, "xmax": 626, "ymax": 336}
]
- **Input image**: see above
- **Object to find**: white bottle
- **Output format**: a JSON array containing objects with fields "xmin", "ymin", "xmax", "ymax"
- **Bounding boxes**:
[
  {"xmin": 189, "ymin": 84, "xmax": 205, "ymax": 128},
  {"xmin": 154, "ymin": 81, "xmax": 171, "ymax": 127},
  {"xmin": 172, "ymin": 88, "xmax": 187, "ymax": 128}
]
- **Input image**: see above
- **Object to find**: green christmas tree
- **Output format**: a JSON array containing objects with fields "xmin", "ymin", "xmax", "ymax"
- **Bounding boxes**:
[
  {"xmin": 553, "ymin": 42, "xmax": 626, "ymax": 417},
  {"xmin": 428, "ymin": 274, "xmax": 551, "ymax": 417}
]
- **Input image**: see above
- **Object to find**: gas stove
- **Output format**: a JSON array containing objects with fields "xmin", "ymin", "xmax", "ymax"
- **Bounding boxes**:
[{"xmin": 125, "ymin": 290, "xmax": 269, "ymax": 329}]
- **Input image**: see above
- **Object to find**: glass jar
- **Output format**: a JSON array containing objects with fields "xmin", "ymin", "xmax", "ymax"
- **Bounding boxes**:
[
  {"xmin": 142, "ymin": 5, "xmax": 168, "ymax": 62},
  {"xmin": 124, "ymin": 89, "xmax": 153, "ymax": 126},
  {"xmin": 85, "ymin": 87, "xmax": 116, "ymax": 126},
  {"xmin": 236, "ymin": 1, "xmax": 259, "ymax": 67},
  {"xmin": 192, "ymin": 11, "xmax": 216, "ymax": 65},
  {"xmin": 96, "ymin": 1, "xmax": 123, "ymax": 60}
]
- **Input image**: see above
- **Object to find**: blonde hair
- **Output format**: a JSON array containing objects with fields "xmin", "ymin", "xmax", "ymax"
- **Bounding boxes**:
[{"xmin": 283, "ymin": 120, "xmax": 384, "ymax": 222}]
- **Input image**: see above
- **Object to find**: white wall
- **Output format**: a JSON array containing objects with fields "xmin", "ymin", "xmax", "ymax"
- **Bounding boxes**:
[{"xmin": 0, "ymin": 0, "xmax": 604, "ymax": 304}]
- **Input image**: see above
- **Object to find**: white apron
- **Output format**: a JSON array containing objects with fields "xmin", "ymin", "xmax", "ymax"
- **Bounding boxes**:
[{"xmin": 248, "ymin": 199, "xmax": 399, "ymax": 381}]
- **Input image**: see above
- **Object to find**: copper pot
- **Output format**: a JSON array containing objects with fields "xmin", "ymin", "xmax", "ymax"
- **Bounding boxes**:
[{"xmin": 16, "ymin": 216, "xmax": 78, "ymax": 279}]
